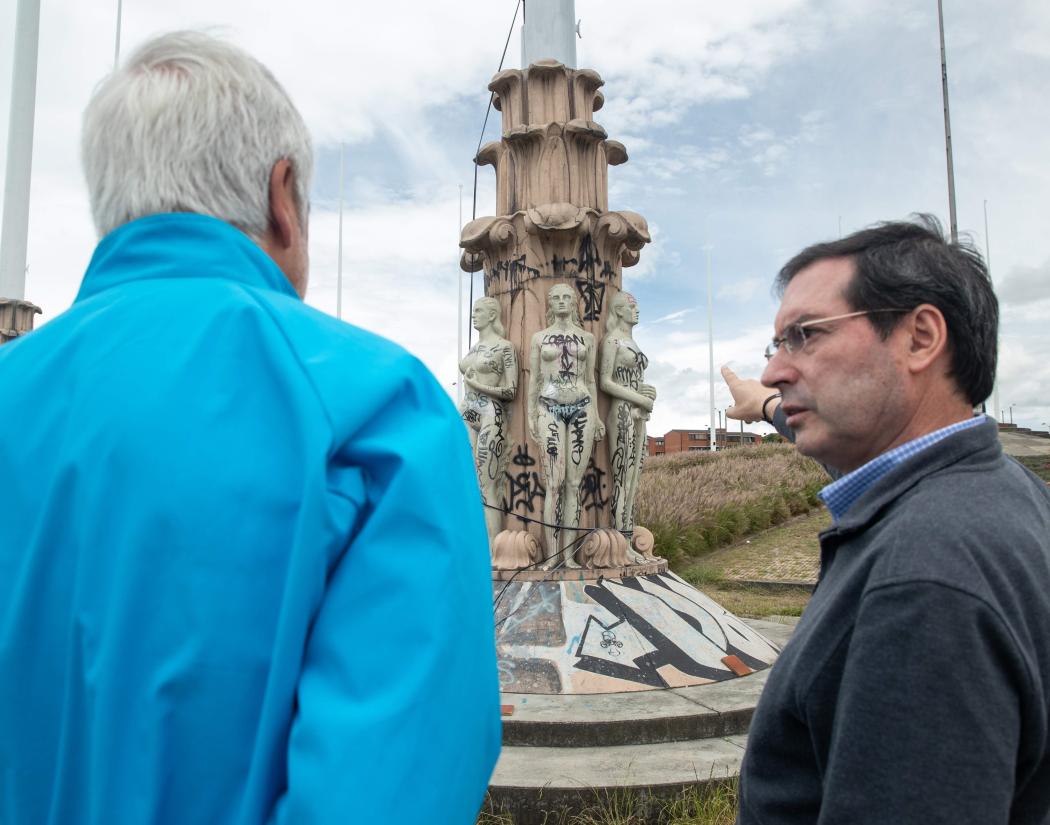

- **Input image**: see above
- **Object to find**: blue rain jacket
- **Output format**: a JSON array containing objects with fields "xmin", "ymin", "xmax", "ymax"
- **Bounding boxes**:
[{"xmin": 0, "ymin": 213, "xmax": 501, "ymax": 824}]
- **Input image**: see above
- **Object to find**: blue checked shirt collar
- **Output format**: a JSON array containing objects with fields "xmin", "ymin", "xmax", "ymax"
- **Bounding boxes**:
[{"xmin": 819, "ymin": 415, "xmax": 986, "ymax": 522}]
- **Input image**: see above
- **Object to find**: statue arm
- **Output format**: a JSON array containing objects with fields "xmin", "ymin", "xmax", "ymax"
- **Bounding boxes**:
[
  {"xmin": 599, "ymin": 336, "xmax": 655, "ymax": 412},
  {"xmin": 461, "ymin": 343, "xmax": 517, "ymax": 401},
  {"xmin": 527, "ymin": 333, "xmax": 541, "ymax": 441},
  {"xmin": 585, "ymin": 332, "xmax": 605, "ymax": 441}
]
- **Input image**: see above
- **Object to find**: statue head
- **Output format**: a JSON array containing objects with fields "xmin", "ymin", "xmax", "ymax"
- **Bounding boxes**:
[
  {"xmin": 472, "ymin": 296, "xmax": 505, "ymax": 336},
  {"xmin": 545, "ymin": 283, "xmax": 582, "ymax": 326},
  {"xmin": 610, "ymin": 291, "xmax": 639, "ymax": 328}
]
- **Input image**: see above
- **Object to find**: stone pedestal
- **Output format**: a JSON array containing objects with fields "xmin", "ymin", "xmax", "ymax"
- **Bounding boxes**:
[{"xmin": 0, "ymin": 298, "xmax": 41, "ymax": 344}]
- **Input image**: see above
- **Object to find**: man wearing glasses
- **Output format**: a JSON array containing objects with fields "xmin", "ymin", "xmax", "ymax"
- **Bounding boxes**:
[{"xmin": 736, "ymin": 216, "xmax": 1050, "ymax": 824}]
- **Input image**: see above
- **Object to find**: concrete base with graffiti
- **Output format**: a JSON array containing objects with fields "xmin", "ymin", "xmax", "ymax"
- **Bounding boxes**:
[{"xmin": 494, "ymin": 564, "xmax": 781, "ymax": 694}]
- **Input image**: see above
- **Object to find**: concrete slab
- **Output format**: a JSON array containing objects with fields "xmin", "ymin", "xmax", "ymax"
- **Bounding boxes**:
[{"xmin": 490, "ymin": 734, "xmax": 747, "ymax": 790}]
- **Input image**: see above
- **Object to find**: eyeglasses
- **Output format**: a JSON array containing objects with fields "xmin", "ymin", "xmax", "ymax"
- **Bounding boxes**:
[{"xmin": 764, "ymin": 309, "xmax": 908, "ymax": 360}]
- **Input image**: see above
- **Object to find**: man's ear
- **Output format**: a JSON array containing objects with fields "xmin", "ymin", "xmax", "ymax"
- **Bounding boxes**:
[
  {"xmin": 903, "ymin": 304, "xmax": 950, "ymax": 375},
  {"xmin": 258, "ymin": 158, "xmax": 308, "ymax": 297},
  {"xmin": 268, "ymin": 158, "xmax": 299, "ymax": 250}
]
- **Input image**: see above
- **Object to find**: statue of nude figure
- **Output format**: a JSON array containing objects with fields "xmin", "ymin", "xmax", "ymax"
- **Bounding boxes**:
[
  {"xmin": 459, "ymin": 297, "xmax": 518, "ymax": 545},
  {"xmin": 527, "ymin": 283, "xmax": 604, "ymax": 568},
  {"xmin": 599, "ymin": 291, "xmax": 656, "ymax": 534}
]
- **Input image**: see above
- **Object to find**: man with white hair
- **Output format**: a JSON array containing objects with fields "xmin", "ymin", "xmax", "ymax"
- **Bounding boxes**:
[{"xmin": 0, "ymin": 31, "xmax": 500, "ymax": 823}]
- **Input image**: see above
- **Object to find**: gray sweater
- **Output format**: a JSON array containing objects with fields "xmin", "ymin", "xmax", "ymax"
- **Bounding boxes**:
[{"xmin": 739, "ymin": 417, "xmax": 1050, "ymax": 824}]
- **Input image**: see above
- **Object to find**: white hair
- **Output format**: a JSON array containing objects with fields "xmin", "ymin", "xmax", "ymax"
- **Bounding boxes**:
[{"xmin": 81, "ymin": 30, "xmax": 313, "ymax": 239}]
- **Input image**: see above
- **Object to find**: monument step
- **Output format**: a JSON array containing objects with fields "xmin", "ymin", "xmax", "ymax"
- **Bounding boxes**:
[
  {"xmin": 486, "ymin": 735, "xmax": 747, "ymax": 823},
  {"xmin": 486, "ymin": 618, "xmax": 797, "ymax": 823}
]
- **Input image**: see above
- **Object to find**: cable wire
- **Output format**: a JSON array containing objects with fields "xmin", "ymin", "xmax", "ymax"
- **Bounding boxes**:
[{"xmin": 467, "ymin": 0, "xmax": 522, "ymax": 350}]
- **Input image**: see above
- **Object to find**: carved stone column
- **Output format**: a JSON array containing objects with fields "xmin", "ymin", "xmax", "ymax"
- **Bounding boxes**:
[
  {"xmin": 0, "ymin": 298, "xmax": 41, "ymax": 344},
  {"xmin": 461, "ymin": 60, "xmax": 651, "ymax": 563}
]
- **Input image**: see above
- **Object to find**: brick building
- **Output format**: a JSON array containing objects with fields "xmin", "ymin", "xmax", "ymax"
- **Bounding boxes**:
[{"xmin": 647, "ymin": 428, "xmax": 760, "ymax": 456}]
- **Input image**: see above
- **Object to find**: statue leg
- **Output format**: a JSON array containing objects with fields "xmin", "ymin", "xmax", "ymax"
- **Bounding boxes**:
[
  {"xmin": 538, "ymin": 409, "xmax": 568, "ymax": 569},
  {"xmin": 562, "ymin": 405, "xmax": 597, "ymax": 567},
  {"xmin": 607, "ymin": 401, "xmax": 633, "ymax": 532},
  {"xmin": 478, "ymin": 413, "xmax": 506, "ymax": 545},
  {"xmin": 624, "ymin": 415, "xmax": 647, "ymax": 532}
]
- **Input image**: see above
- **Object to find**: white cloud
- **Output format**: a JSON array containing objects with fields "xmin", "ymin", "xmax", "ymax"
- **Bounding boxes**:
[
  {"xmin": 717, "ymin": 277, "xmax": 764, "ymax": 303},
  {"xmin": 997, "ymin": 258, "xmax": 1050, "ymax": 307}
]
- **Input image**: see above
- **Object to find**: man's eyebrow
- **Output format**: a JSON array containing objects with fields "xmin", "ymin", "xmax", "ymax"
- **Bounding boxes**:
[{"xmin": 774, "ymin": 312, "xmax": 819, "ymax": 333}]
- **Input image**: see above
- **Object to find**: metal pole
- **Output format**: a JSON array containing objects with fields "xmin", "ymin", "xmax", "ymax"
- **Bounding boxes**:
[
  {"xmin": 336, "ymin": 143, "xmax": 344, "ymax": 320},
  {"xmin": 114, "ymin": 0, "xmax": 123, "ymax": 68},
  {"xmin": 0, "ymin": 0, "xmax": 41, "ymax": 302},
  {"xmin": 938, "ymin": 0, "xmax": 958, "ymax": 242},
  {"xmin": 520, "ymin": 0, "xmax": 577, "ymax": 68},
  {"xmin": 457, "ymin": 184, "xmax": 464, "ymax": 404},
  {"xmin": 706, "ymin": 247, "xmax": 716, "ymax": 452},
  {"xmin": 982, "ymin": 199, "xmax": 1002, "ymax": 422}
]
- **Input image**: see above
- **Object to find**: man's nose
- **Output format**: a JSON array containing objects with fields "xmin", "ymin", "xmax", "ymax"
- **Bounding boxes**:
[{"xmin": 761, "ymin": 347, "xmax": 795, "ymax": 389}]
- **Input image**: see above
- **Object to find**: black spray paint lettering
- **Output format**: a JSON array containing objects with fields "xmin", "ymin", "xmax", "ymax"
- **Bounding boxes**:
[
  {"xmin": 505, "ymin": 444, "xmax": 546, "ymax": 514},
  {"xmin": 575, "ymin": 279, "xmax": 606, "ymax": 321},
  {"xmin": 581, "ymin": 457, "xmax": 609, "ymax": 512}
]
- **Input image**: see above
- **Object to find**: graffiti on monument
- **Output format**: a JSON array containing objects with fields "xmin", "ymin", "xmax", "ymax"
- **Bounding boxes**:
[
  {"xmin": 575, "ymin": 278, "xmax": 606, "ymax": 321},
  {"xmin": 505, "ymin": 444, "xmax": 546, "ymax": 516},
  {"xmin": 485, "ymin": 254, "xmax": 541, "ymax": 294},
  {"xmin": 580, "ymin": 457, "xmax": 608, "ymax": 512},
  {"xmin": 573, "ymin": 573, "xmax": 777, "ymax": 687}
]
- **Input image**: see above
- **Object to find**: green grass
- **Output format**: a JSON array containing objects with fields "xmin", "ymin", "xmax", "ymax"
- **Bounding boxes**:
[
  {"xmin": 479, "ymin": 780, "xmax": 739, "ymax": 825},
  {"xmin": 1016, "ymin": 454, "xmax": 1050, "ymax": 483}
]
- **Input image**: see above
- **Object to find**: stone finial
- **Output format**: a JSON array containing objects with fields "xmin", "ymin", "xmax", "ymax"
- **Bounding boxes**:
[
  {"xmin": 492, "ymin": 530, "xmax": 543, "ymax": 570},
  {"xmin": 0, "ymin": 298, "xmax": 42, "ymax": 344},
  {"xmin": 631, "ymin": 526, "xmax": 658, "ymax": 561}
]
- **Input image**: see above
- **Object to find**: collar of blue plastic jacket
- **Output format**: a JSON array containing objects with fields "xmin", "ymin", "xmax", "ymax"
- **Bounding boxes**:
[{"xmin": 75, "ymin": 212, "xmax": 301, "ymax": 304}]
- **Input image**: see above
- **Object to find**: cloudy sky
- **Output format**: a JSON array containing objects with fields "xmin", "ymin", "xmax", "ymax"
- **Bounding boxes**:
[{"xmin": 2, "ymin": 0, "xmax": 1048, "ymax": 434}]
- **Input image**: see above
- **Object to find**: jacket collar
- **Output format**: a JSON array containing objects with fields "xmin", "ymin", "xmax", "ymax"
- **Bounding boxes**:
[
  {"xmin": 75, "ymin": 213, "xmax": 300, "ymax": 304},
  {"xmin": 821, "ymin": 415, "xmax": 1002, "ymax": 540}
]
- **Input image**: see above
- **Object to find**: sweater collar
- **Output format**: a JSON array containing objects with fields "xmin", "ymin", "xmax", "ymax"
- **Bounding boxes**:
[
  {"xmin": 75, "ymin": 213, "xmax": 300, "ymax": 304},
  {"xmin": 818, "ymin": 415, "xmax": 986, "ymax": 522},
  {"xmin": 822, "ymin": 415, "xmax": 1002, "ymax": 538}
]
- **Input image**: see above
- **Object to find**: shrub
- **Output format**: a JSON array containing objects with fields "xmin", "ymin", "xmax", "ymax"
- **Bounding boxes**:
[{"xmin": 635, "ymin": 444, "xmax": 827, "ymax": 569}]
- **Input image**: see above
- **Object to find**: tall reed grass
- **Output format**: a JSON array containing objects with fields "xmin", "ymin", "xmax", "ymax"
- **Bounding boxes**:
[{"xmin": 635, "ymin": 444, "xmax": 826, "ymax": 569}]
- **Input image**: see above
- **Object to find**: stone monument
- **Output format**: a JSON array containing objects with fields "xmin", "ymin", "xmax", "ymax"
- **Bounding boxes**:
[{"xmin": 461, "ymin": 55, "xmax": 780, "ymax": 695}]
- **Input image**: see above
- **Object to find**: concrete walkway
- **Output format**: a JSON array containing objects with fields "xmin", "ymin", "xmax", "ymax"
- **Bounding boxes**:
[{"xmin": 700, "ymin": 510, "xmax": 827, "ymax": 586}]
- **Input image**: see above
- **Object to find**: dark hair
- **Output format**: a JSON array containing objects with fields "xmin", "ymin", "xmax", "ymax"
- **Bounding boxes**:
[{"xmin": 775, "ymin": 214, "xmax": 998, "ymax": 405}]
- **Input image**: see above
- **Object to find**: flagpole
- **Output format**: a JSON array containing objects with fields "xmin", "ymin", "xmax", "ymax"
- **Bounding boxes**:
[
  {"xmin": 984, "ymin": 199, "xmax": 1000, "ymax": 421},
  {"xmin": 0, "ymin": 0, "xmax": 41, "ymax": 304},
  {"xmin": 457, "ymin": 183, "xmax": 464, "ymax": 404},
  {"xmin": 114, "ymin": 0, "xmax": 123, "ymax": 68},
  {"xmin": 706, "ymin": 246, "xmax": 716, "ymax": 452},
  {"xmin": 937, "ymin": 0, "xmax": 958, "ymax": 242},
  {"xmin": 336, "ymin": 143, "xmax": 344, "ymax": 320}
]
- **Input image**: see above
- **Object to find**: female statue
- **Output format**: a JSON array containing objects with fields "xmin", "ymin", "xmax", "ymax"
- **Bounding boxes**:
[
  {"xmin": 527, "ymin": 283, "xmax": 604, "ymax": 568},
  {"xmin": 459, "ymin": 297, "xmax": 518, "ymax": 544},
  {"xmin": 599, "ymin": 291, "xmax": 656, "ymax": 533}
]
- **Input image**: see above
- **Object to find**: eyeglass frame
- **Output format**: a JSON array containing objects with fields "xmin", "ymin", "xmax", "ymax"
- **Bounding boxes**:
[{"xmin": 764, "ymin": 308, "xmax": 909, "ymax": 360}]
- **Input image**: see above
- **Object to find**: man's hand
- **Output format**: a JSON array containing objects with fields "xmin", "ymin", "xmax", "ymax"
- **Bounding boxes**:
[{"xmin": 721, "ymin": 365, "xmax": 777, "ymax": 424}]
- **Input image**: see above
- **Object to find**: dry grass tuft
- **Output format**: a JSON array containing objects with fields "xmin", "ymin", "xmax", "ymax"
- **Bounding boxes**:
[{"xmin": 635, "ymin": 444, "xmax": 826, "ymax": 569}]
